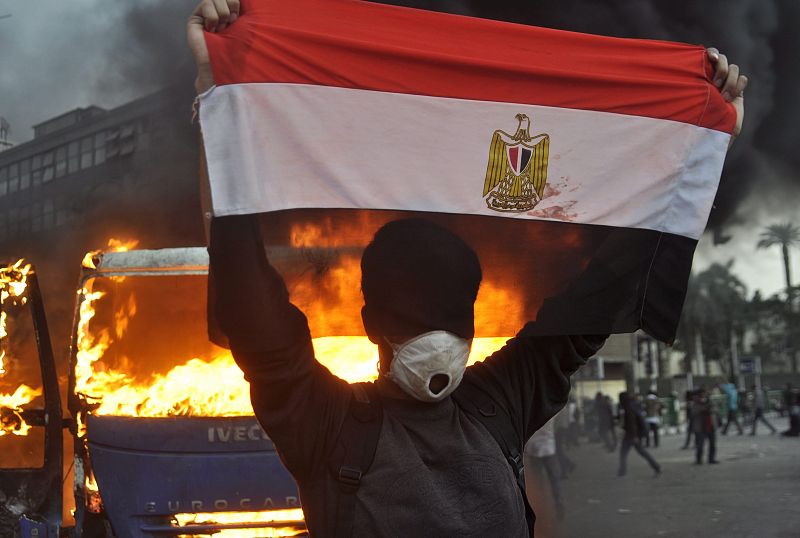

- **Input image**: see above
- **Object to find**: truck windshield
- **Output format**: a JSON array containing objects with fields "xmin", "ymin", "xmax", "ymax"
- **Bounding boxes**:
[
  {"xmin": 75, "ymin": 272, "xmax": 508, "ymax": 418},
  {"xmin": 75, "ymin": 273, "xmax": 248, "ymax": 417},
  {"xmin": 0, "ymin": 261, "xmax": 45, "ymax": 468}
]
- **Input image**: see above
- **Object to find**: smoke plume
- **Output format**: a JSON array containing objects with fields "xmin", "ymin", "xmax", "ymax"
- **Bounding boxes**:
[{"xmin": 93, "ymin": 0, "xmax": 198, "ymax": 102}]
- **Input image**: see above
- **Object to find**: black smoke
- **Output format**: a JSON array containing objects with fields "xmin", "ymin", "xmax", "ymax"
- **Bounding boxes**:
[{"xmin": 93, "ymin": 0, "xmax": 198, "ymax": 104}]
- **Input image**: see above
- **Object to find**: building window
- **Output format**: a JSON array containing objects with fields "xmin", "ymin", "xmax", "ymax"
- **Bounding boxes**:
[
  {"xmin": 68, "ymin": 141, "xmax": 80, "ymax": 174},
  {"xmin": 17, "ymin": 205, "xmax": 30, "ymax": 233},
  {"xmin": 0, "ymin": 167, "xmax": 7, "ymax": 196},
  {"xmin": 20, "ymin": 160, "xmax": 31, "ymax": 190},
  {"xmin": 81, "ymin": 137, "xmax": 93, "ymax": 169},
  {"xmin": 31, "ymin": 202, "xmax": 42, "ymax": 233},
  {"xmin": 31, "ymin": 155, "xmax": 42, "ymax": 187},
  {"xmin": 8, "ymin": 162, "xmax": 19, "ymax": 193},
  {"xmin": 56, "ymin": 209, "xmax": 67, "ymax": 227},
  {"xmin": 120, "ymin": 124, "xmax": 136, "ymax": 155},
  {"xmin": 106, "ymin": 123, "xmax": 136, "ymax": 159},
  {"xmin": 42, "ymin": 151, "xmax": 54, "ymax": 183},
  {"xmin": 8, "ymin": 208, "xmax": 17, "ymax": 235},
  {"xmin": 30, "ymin": 201, "xmax": 55, "ymax": 232},
  {"xmin": 94, "ymin": 132, "xmax": 106, "ymax": 165},
  {"xmin": 106, "ymin": 128, "xmax": 120, "ymax": 159},
  {"xmin": 55, "ymin": 146, "xmax": 67, "ymax": 178},
  {"xmin": 42, "ymin": 199, "xmax": 55, "ymax": 230}
]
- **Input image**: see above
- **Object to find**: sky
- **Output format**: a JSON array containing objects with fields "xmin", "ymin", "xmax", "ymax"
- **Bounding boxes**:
[
  {"xmin": 0, "ymin": 0, "xmax": 195, "ymax": 139},
  {"xmin": 0, "ymin": 1, "xmax": 137, "ymax": 138},
  {"xmin": 1, "ymin": 0, "xmax": 797, "ymax": 298}
]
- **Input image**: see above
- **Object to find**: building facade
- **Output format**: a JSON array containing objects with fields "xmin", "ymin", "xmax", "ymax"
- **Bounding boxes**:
[{"xmin": 0, "ymin": 85, "xmax": 204, "ymax": 360}]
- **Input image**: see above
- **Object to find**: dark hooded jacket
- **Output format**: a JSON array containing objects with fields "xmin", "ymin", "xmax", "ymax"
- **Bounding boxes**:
[{"xmin": 209, "ymin": 215, "xmax": 605, "ymax": 537}]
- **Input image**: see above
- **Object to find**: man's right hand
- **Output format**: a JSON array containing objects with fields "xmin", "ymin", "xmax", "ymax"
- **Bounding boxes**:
[{"xmin": 187, "ymin": 0, "xmax": 241, "ymax": 94}]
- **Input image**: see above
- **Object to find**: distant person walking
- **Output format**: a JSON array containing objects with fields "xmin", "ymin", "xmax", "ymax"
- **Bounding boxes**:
[
  {"xmin": 633, "ymin": 393, "xmax": 647, "ymax": 446},
  {"xmin": 681, "ymin": 390, "xmax": 695, "ymax": 450},
  {"xmin": 781, "ymin": 393, "xmax": 800, "ymax": 437},
  {"xmin": 692, "ymin": 387, "xmax": 720, "ymax": 465},
  {"xmin": 720, "ymin": 381, "xmax": 743, "ymax": 435},
  {"xmin": 617, "ymin": 392, "xmax": 661, "ymax": 477},
  {"xmin": 644, "ymin": 392, "xmax": 663, "ymax": 448},
  {"xmin": 595, "ymin": 392, "xmax": 616, "ymax": 452},
  {"xmin": 567, "ymin": 397, "xmax": 580, "ymax": 447},
  {"xmin": 750, "ymin": 384, "xmax": 777, "ymax": 435},
  {"xmin": 554, "ymin": 404, "xmax": 576, "ymax": 478},
  {"xmin": 524, "ymin": 417, "xmax": 565, "ymax": 522},
  {"xmin": 606, "ymin": 395, "xmax": 618, "ymax": 450},
  {"xmin": 782, "ymin": 383, "xmax": 794, "ymax": 418}
]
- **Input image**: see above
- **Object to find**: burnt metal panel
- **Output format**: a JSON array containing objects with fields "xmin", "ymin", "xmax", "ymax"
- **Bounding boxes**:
[
  {"xmin": 0, "ymin": 270, "xmax": 63, "ymax": 538},
  {"xmin": 87, "ymin": 415, "xmax": 301, "ymax": 538},
  {"xmin": 85, "ymin": 415, "xmax": 276, "ymax": 453}
]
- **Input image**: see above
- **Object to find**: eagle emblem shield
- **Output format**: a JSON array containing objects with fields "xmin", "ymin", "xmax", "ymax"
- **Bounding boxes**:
[{"xmin": 483, "ymin": 114, "xmax": 550, "ymax": 212}]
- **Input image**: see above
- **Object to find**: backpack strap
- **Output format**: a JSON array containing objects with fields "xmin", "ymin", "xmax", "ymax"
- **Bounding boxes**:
[
  {"xmin": 452, "ymin": 388, "xmax": 536, "ymax": 534},
  {"xmin": 329, "ymin": 382, "xmax": 383, "ymax": 538}
]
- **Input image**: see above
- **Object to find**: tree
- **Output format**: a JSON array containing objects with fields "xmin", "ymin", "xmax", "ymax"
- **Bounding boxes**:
[
  {"xmin": 757, "ymin": 222, "xmax": 800, "ymax": 303},
  {"xmin": 676, "ymin": 261, "xmax": 748, "ymax": 377},
  {"xmin": 757, "ymin": 222, "xmax": 800, "ymax": 371},
  {"xmin": 746, "ymin": 291, "xmax": 797, "ymax": 372}
]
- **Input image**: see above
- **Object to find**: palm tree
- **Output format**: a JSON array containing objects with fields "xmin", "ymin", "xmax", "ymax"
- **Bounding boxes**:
[
  {"xmin": 757, "ymin": 223, "xmax": 800, "ymax": 302},
  {"xmin": 677, "ymin": 262, "xmax": 747, "ymax": 376}
]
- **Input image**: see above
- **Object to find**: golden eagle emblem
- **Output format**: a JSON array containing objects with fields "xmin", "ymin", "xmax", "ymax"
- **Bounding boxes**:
[{"xmin": 483, "ymin": 114, "xmax": 550, "ymax": 212}]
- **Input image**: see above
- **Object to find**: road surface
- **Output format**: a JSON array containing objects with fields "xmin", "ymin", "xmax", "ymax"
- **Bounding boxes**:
[{"xmin": 526, "ymin": 417, "xmax": 799, "ymax": 538}]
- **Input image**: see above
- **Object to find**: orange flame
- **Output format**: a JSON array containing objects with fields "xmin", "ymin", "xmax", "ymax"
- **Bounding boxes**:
[
  {"xmin": 74, "ymin": 280, "xmax": 508, "ymax": 418},
  {"xmin": 1, "ymin": 259, "xmax": 33, "ymax": 375},
  {"xmin": 290, "ymin": 223, "xmax": 325, "ymax": 248},
  {"xmin": 0, "ymin": 384, "xmax": 43, "ymax": 436},
  {"xmin": 74, "ymin": 280, "xmax": 253, "ymax": 417},
  {"xmin": 81, "ymin": 287, "xmax": 504, "ymax": 416},
  {"xmin": 74, "ymin": 238, "xmax": 143, "ymax": 422},
  {"xmin": 84, "ymin": 468, "xmax": 104, "ymax": 514},
  {"xmin": 0, "ymin": 260, "xmax": 38, "ymax": 436},
  {"xmin": 82, "ymin": 238, "xmax": 140, "ymax": 269},
  {"xmin": 174, "ymin": 510, "xmax": 305, "ymax": 537},
  {"xmin": 72, "ymin": 222, "xmax": 517, "ymax": 419}
]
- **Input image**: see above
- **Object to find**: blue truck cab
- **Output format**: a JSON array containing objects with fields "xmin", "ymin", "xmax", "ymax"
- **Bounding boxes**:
[{"xmin": 0, "ymin": 248, "xmax": 306, "ymax": 538}]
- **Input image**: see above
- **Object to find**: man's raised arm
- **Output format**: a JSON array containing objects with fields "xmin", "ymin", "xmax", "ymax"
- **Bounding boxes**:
[
  {"xmin": 192, "ymin": 0, "xmax": 351, "ymax": 478},
  {"xmin": 207, "ymin": 215, "xmax": 350, "ymax": 478}
]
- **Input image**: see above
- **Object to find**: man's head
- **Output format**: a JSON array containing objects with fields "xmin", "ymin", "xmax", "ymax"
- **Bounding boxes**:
[{"xmin": 360, "ymin": 218, "xmax": 482, "ymax": 375}]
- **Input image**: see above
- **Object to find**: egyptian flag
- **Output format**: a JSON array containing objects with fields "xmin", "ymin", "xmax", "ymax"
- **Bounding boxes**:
[{"xmin": 199, "ymin": 0, "xmax": 735, "ymax": 343}]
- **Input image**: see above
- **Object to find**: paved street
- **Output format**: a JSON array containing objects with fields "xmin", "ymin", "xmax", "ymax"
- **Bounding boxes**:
[{"xmin": 526, "ymin": 417, "xmax": 800, "ymax": 538}]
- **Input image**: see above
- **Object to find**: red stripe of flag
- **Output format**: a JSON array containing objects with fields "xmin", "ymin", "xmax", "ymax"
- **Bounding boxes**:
[{"xmin": 205, "ymin": 0, "xmax": 735, "ymax": 133}]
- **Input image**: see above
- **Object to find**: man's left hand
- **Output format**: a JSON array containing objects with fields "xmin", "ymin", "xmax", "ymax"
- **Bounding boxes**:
[{"xmin": 707, "ymin": 47, "xmax": 747, "ymax": 140}]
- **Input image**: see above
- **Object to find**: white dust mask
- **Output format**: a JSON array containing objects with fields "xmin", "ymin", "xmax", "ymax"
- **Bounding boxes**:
[{"xmin": 385, "ymin": 330, "xmax": 470, "ymax": 402}]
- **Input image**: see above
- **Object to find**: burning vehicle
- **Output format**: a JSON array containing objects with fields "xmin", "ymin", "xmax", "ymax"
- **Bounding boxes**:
[
  {"xmin": 0, "ymin": 229, "xmax": 509, "ymax": 538},
  {"xmin": 1, "ymin": 246, "xmax": 308, "ymax": 538}
]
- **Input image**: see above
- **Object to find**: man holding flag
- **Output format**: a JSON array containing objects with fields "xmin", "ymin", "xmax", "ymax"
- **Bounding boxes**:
[{"xmin": 188, "ymin": 0, "xmax": 746, "ymax": 535}]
